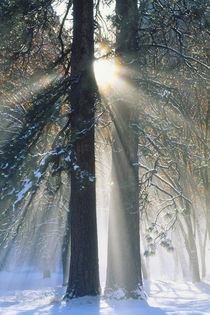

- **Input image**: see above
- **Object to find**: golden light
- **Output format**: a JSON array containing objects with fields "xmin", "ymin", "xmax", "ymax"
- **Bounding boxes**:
[{"xmin": 94, "ymin": 59, "xmax": 118, "ymax": 91}]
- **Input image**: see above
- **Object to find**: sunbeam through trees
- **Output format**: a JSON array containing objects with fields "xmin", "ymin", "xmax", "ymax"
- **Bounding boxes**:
[{"xmin": 0, "ymin": 0, "xmax": 209, "ymax": 312}]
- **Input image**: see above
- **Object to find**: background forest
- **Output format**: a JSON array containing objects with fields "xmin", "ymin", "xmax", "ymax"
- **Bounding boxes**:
[{"xmin": 0, "ymin": 0, "xmax": 209, "ymax": 311}]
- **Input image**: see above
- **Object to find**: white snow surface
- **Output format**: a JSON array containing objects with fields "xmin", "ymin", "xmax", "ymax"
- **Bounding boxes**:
[{"xmin": 0, "ymin": 272, "xmax": 209, "ymax": 315}]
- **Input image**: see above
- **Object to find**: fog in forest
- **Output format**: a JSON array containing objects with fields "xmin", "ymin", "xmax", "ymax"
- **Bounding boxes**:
[
  {"xmin": 0, "ymin": 160, "xmax": 209, "ymax": 289},
  {"xmin": 0, "ymin": 73, "xmax": 209, "ymax": 289},
  {"xmin": 0, "ymin": 2, "xmax": 209, "ymax": 312}
]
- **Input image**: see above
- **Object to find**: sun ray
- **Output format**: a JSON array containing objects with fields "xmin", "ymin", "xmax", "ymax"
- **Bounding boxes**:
[{"xmin": 94, "ymin": 59, "xmax": 118, "ymax": 91}]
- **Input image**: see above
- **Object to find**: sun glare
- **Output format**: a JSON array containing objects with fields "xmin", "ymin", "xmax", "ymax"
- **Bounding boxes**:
[{"xmin": 94, "ymin": 59, "xmax": 118, "ymax": 90}]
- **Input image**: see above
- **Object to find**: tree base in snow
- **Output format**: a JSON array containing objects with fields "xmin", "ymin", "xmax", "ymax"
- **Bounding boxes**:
[
  {"xmin": 63, "ymin": 290, "xmax": 100, "ymax": 301},
  {"xmin": 64, "ymin": 285, "xmax": 100, "ymax": 300},
  {"xmin": 104, "ymin": 285, "xmax": 145, "ymax": 300}
]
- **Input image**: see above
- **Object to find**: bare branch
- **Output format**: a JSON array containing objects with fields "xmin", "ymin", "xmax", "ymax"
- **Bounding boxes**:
[{"xmin": 143, "ymin": 44, "xmax": 209, "ymax": 70}]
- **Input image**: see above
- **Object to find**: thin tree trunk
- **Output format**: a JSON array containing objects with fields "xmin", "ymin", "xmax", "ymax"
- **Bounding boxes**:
[
  {"xmin": 65, "ymin": 0, "xmax": 100, "ymax": 299},
  {"xmin": 62, "ymin": 210, "xmax": 71, "ymax": 286},
  {"xmin": 184, "ymin": 213, "xmax": 200, "ymax": 282},
  {"xmin": 197, "ymin": 224, "xmax": 207, "ymax": 279},
  {"xmin": 178, "ymin": 214, "xmax": 200, "ymax": 282}
]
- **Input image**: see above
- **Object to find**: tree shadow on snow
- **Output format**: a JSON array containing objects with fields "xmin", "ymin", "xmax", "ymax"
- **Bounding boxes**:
[
  {"xmin": 18, "ymin": 296, "xmax": 102, "ymax": 315},
  {"xmin": 104, "ymin": 297, "xmax": 167, "ymax": 315},
  {"xmin": 5, "ymin": 295, "xmax": 167, "ymax": 315}
]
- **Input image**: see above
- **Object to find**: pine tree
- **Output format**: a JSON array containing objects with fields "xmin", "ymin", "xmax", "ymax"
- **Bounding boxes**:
[{"xmin": 65, "ymin": 0, "xmax": 100, "ymax": 299}]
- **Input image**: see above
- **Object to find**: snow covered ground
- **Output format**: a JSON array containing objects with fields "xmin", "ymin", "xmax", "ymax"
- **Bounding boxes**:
[{"xmin": 0, "ymin": 272, "xmax": 209, "ymax": 315}]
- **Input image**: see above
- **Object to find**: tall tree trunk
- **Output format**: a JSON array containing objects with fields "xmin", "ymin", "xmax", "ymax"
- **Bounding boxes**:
[
  {"xmin": 106, "ymin": 0, "xmax": 142, "ymax": 298},
  {"xmin": 178, "ymin": 214, "xmax": 200, "ymax": 282},
  {"xmin": 62, "ymin": 209, "xmax": 71, "ymax": 286},
  {"xmin": 184, "ymin": 213, "xmax": 200, "ymax": 282},
  {"xmin": 65, "ymin": 0, "xmax": 100, "ymax": 299}
]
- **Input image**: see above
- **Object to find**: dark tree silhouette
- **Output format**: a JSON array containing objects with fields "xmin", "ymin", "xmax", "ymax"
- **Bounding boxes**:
[{"xmin": 65, "ymin": 0, "xmax": 100, "ymax": 299}]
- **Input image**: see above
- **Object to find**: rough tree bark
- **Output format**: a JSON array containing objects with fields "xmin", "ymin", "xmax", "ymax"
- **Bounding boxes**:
[
  {"xmin": 65, "ymin": 0, "xmax": 100, "ymax": 299},
  {"xmin": 106, "ymin": 0, "xmax": 142, "ymax": 298}
]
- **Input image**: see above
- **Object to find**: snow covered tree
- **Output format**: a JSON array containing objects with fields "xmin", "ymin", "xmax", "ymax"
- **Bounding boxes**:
[
  {"xmin": 135, "ymin": 0, "xmax": 209, "ymax": 282},
  {"xmin": 0, "ymin": 1, "xmax": 100, "ymax": 296}
]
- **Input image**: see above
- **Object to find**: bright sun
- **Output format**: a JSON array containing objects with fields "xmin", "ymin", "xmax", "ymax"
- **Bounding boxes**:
[{"xmin": 94, "ymin": 59, "xmax": 117, "ymax": 90}]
